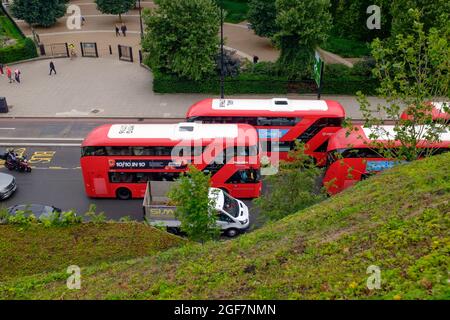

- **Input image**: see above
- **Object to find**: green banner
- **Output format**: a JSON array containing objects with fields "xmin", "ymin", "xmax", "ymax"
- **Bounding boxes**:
[{"xmin": 314, "ymin": 51, "xmax": 323, "ymax": 86}]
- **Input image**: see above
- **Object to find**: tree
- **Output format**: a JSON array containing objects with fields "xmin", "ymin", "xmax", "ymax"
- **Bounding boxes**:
[
  {"xmin": 142, "ymin": 0, "xmax": 220, "ymax": 81},
  {"xmin": 329, "ymin": 0, "xmax": 391, "ymax": 42},
  {"xmin": 354, "ymin": 9, "xmax": 449, "ymax": 162},
  {"xmin": 254, "ymin": 142, "xmax": 326, "ymax": 222},
  {"xmin": 273, "ymin": 0, "xmax": 332, "ymax": 79},
  {"xmin": 390, "ymin": 0, "xmax": 450, "ymax": 37},
  {"xmin": 94, "ymin": 0, "xmax": 135, "ymax": 22},
  {"xmin": 168, "ymin": 166, "xmax": 220, "ymax": 242},
  {"xmin": 10, "ymin": 0, "xmax": 66, "ymax": 27},
  {"xmin": 247, "ymin": 0, "xmax": 278, "ymax": 38}
]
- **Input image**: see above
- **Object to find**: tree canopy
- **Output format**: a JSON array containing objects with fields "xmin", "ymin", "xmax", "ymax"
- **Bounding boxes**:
[
  {"xmin": 142, "ymin": 0, "xmax": 220, "ymax": 81},
  {"xmin": 11, "ymin": 0, "xmax": 67, "ymax": 27},
  {"xmin": 273, "ymin": 0, "xmax": 332, "ymax": 79},
  {"xmin": 94, "ymin": 0, "xmax": 135, "ymax": 20},
  {"xmin": 247, "ymin": 0, "xmax": 278, "ymax": 38}
]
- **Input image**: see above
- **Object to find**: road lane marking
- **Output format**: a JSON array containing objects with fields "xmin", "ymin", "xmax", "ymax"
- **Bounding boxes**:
[
  {"xmin": 0, "ymin": 128, "xmax": 16, "ymax": 130},
  {"xmin": 0, "ymin": 137, "xmax": 83, "ymax": 141},
  {"xmin": 0, "ymin": 143, "xmax": 81, "ymax": 147}
]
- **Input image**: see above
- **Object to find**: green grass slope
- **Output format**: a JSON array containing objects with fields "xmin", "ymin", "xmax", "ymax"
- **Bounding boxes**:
[
  {"xmin": 1, "ymin": 153, "xmax": 449, "ymax": 300},
  {"xmin": 0, "ymin": 223, "xmax": 184, "ymax": 282}
]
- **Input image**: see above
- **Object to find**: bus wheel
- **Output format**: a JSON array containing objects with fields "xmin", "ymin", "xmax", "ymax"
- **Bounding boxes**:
[
  {"xmin": 116, "ymin": 188, "xmax": 131, "ymax": 200},
  {"xmin": 225, "ymin": 228, "xmax": 239, "ymax": 238}
]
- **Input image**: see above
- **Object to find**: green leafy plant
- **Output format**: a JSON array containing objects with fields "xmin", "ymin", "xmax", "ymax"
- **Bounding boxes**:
[
  {"xmin": 40, "ymin": 210, "xmax": 82, "ymax": 228},
  {"xmin": 168, "ymin": 165, "xmax": 220, "ymax": 242},
  {"xmin": 84, "ymin": 204, "xmax": 106, "ymax": 224},
  {"xmin": 354, "ymin": 9, "xmax": 450, "ymax": 162},
  {"xmin": 254, "ymin": 142, "xmax": 327, "ymax": 222}
]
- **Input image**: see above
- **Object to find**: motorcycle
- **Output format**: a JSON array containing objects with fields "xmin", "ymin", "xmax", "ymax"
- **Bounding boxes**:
[{"xmin": 3, "ymin": 151, "xmax": 32, "ymax": 173}]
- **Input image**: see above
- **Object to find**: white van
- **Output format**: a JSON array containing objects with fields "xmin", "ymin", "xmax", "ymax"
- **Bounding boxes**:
[{"xmin": 143, "ymin": 182, "xmax": 250, "ymax": 237}]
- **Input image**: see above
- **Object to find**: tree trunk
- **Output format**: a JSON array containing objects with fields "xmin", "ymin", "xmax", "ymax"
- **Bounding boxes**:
[{"xmin": 119, "ymin": 13, "xmax": 122, "ymax": 22}]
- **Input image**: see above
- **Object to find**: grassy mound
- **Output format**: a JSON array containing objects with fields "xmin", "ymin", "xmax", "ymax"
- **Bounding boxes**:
[
  {"xmin": 0, "ymin": 223, "xmax": 184, "ymax": 282},
  {"xmin": 1, "ymin": 153, "xmax": 449, "ymax": 300}
]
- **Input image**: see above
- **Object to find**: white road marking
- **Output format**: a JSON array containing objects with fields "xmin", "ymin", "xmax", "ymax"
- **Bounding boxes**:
[
  {"xmin": 0, "ymin": 137, "xmax": 83, "ymax": 141},
  {"xmin": 0, "ymin": 143, "xmax": 81, "ymax": 147},
  {"xmin": 0, "ymin": 128, "xmax": 16, "ymax": 130}
]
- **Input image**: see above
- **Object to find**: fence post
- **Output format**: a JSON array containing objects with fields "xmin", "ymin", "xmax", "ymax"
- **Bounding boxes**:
[
  {"xmin": 65, "ymin": 43, "xmax": 69, "ymax": 57},
  {"xmin": 129, "ymin": 47, "xmax": 133, "ymax": 63},
  {"xmin": 39, "ymin": 44, "xmax": 46, "ymax": 56},
  {"xmin": 139, "ymin": 50, "xmax": 142, "ymax": 64},
  {"xmin": 94, "ymin": 43, "xmax": 99, "ymax": 58},
  {"xmin": 118, "ymin": 45, "xmax": 121, "ymax": 59},
  {"xmin": 109, "ymin": 45, "xmax": 112, "ymax": 55},
  {"xmin": 80, "ymin": 42, "xmax": 84, "ymax": 57}
]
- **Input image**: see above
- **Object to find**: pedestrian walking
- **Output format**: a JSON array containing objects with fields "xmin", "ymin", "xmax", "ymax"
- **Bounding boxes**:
[
  {"xmin": 253, "ymin": 55, "xmax": 259, "ymax": 64},
  {"xmin": 121, "ymin": 23, "xmax": 127, "ymax": 37},
  {"xmin": 14, "ymin": 69, "xmax": 21, "ymax": 84},
  {"xmin": 49, "ymin": 61, "xmax": 57, "ymax": 75},
  {"xmin": 6, "ymin": 66, "xmax": 12, "ymax": 83},
  {"xmin": 115, "ymin": 25, "xmax": 120, "ymax": 37},
  {"xmin": 0, "ymin": 63, "xmax": 3, "ymax": 76},
  {"xmin": 81, "ymin": 16, "xmax": 86, "ymax": 26}
]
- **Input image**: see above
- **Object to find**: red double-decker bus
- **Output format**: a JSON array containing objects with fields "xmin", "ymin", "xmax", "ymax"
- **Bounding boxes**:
[
  {"xmin": 81, "ymin": 123, "xmax": 261, "ymax": 199},
  {"xmin": 186, "ymin": 98, "xmax": 345, "ymax": 166},
  {"xmin": 323, "ymin": 125, "xmax": 450, "ymax": 195}
]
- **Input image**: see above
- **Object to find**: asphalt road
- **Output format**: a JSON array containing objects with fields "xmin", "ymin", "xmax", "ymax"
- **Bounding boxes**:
[{"xmin": 0, "ymin": 119, "xmax": 259, "ymax": 225}]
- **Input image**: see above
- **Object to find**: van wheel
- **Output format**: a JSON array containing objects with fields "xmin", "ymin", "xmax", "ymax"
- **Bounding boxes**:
[
  {"xmin": 116, "ymin": 188, "xmax": 131, "ymax": 200},
  {"xmin": 225, "ymin": 228, "xmax": 239, "ymax": 238}
]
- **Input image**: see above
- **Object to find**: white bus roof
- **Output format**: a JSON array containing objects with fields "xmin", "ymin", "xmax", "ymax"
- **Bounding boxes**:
[
  {"xmin": 431, "ymin": 102, "xmax": 449, "ymax": 113},
  {"xmin": 107, "ymin": 123, "xmax": 239, "ymax": 140},
  {"xmin": 362, "ymin": 125, "xmax": 450, "ymax": 141},
  {"xmin": 211, "ymin": 98, "xmax": 329, "ymax": 112}
]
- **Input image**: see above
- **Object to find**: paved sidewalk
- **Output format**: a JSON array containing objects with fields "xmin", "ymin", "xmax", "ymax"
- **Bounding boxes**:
[{"xmin": 0, "ymin": 58, "xmax": 386, "ymax": 119}]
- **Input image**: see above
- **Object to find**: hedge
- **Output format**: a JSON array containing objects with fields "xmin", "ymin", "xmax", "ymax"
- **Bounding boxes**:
[
  {"xmin": 153, "ymin": 73, "xmax": 290, "ymax": 94},
  {"xmin": 0, "ymin": 8, "xmax": 37, "ymax": 64},
  {"xmin": 0, "ymin": 37, "xmax": 37, "ymax": 64},
  {"xmin": 152, "ymin": 72, "xmax": 378, "ymax": 95}
]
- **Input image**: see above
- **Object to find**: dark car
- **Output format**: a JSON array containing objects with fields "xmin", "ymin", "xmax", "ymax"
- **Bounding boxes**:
[
  {"xmin": 0, "ymin": 172, "xmax": 17, "ymax": 200},
  {"xmin": 7, "ymin": 204, "xmax": 62, "ymax": 219}
]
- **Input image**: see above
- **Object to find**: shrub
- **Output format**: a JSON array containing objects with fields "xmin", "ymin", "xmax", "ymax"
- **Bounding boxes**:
[
  {"xmin": 40, "ymin": 210, "xmax": 82, "ymax": 228},
  {"xmin": 0, "ymin": 37, "xmax": 37, "ymax": 63},
  {"xmin": 84, "ymin": 204, "xmax": 106, "ymax": 224}
]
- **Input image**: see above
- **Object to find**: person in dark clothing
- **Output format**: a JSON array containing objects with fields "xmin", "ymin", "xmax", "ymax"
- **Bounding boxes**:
[
  {"xmin": 253, "ymin": 55, "xmax": 259, "ymax": 64},
  {"xmin": 0, "ymin": 63, "xmax": 3, "ymax": 76},
  {"xmin": 14, "ymin": 69, "xmax": 21, "ymax": 83},
  {"xmin": 49, "ymin": 61, "xmax": 56, "ymax": 75},
  {"xmin": 115, "ymin": 25, "xmax": 120, "ymax": 36},
  {"xmin": 121, "ymin": 23, "xmax": 127, "ymax": 37}
]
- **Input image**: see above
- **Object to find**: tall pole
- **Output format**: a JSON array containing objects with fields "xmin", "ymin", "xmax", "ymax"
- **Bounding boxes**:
[
  {"xmin": 138, "ymin": 0, "xmax": 144, "ymax": 40},
  {"xmin": 220, "ymin": 0, "xmax": 224, "ymax": 99}
]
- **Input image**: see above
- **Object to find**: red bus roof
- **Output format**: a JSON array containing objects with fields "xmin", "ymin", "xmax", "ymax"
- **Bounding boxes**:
[
  {"xmin": 186, "ymin": 98, "xmax": 345, "ymax": 118},
  {"xmin": 328, "ymin": 125, "xmax": 450, "ymax": 151},
  {"xmin": 400, "ymin": 101, "xmax": 450, "ymax": 121},
  {"xmin": 82, "ymin": 123, "xmax": 259, "ymax": 147}
]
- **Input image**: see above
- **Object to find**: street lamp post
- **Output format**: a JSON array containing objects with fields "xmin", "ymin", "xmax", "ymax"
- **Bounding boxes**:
[
  {"xmin": 220, "ymin": 0, "xmax": 225, "ymax": 99},
  {"xmin": 138, "ymin": 0, "xmax": 144, "ymax": 40}
]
